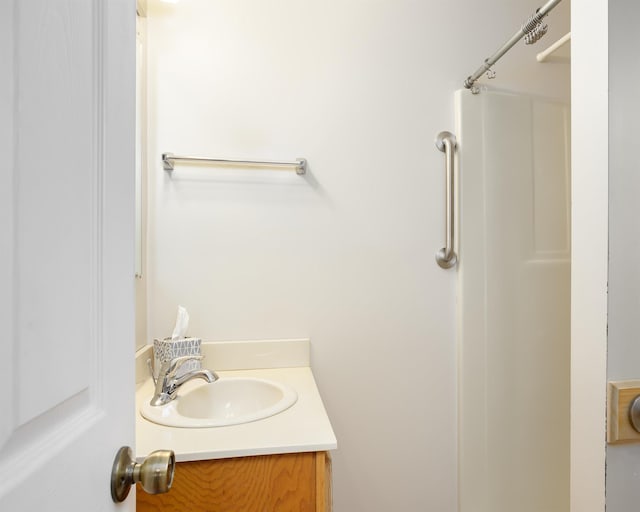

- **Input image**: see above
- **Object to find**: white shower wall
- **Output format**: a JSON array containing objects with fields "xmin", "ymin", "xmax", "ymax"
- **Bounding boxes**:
[
  {"xmin": 144, "ymin": 1, "xmax": 570, "ymax": 510},
  {"xmin": 456, "ymin": 89, "xmax": 571, "ymax": 512}
]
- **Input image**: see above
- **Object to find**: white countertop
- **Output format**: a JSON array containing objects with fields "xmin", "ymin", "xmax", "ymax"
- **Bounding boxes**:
[{"xmin": 135, "ymin": 366, "xmax": 337, "ymax": 462}]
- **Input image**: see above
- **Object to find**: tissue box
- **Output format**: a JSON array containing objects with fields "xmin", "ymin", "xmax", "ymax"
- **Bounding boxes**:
[{"xmin": 153, "ymin": 337, "xmax": 202, "ymax": 379}]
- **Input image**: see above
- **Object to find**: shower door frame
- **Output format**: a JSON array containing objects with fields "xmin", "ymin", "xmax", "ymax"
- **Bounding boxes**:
[{"xmin": 570, "ymin": 1, "xmax": 607, "ymax": 512}]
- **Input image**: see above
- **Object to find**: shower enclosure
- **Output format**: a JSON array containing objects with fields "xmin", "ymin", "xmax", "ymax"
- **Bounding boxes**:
[{"xmin": 455, "ymin": 88, "xmax": 571, "ymax": 512}]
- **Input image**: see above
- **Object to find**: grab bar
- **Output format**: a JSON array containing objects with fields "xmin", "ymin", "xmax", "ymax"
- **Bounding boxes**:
[
  {"xmin": 435, "ymin": 131, "xmax": 458, "ymax": 269},
  {"xmin": 162, "ymin": 153, "xmax": 307, "ymax": 175}
]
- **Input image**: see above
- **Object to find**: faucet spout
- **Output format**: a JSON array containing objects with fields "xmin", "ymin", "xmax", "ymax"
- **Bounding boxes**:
[
  {"xmin": 150, "ymin": 356, "xmax": 218, "ymax": 406},
  {"xmin": 173, "ymin": 368, "xmax": 218, "ymax": 388}
]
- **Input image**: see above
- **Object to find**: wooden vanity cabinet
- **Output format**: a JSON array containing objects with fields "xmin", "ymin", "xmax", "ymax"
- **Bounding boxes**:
[{"xmin": 136, "ymin": 451, "xmax": 332, "ymax": 512}]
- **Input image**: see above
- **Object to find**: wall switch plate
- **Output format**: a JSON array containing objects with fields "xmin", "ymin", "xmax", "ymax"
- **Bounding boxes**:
[{"xmin": 608, "ymin": 380, "xmax": 640, "ymax": 444}]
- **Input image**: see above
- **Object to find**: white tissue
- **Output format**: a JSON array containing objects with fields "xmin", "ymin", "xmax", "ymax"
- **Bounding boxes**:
[{"xmin": 171, "ymin": 305, "xmax": 189, "ymax": 340}]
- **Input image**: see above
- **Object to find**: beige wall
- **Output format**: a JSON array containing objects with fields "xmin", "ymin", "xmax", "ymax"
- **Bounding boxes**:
[{"xmin": 144, "ymin": 1, "xmax": 570, "ymax": 510}]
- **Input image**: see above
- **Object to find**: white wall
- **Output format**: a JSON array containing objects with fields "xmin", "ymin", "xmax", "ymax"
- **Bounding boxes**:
[
  {"xmin": 606, "ymin": 2, "xmax": 640, "ymax": 510},
  {"xmin": 145, "ymin": 1, "xmax": 569, "ymax": 510}
]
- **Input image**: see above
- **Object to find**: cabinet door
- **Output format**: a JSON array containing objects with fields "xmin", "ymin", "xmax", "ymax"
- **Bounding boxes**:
[{"xmin": 137, "ymin": 452, "xmax": 331, "ymax": 512}]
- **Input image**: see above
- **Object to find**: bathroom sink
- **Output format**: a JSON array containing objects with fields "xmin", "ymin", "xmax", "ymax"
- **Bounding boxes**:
[{"xmin": 140, "ymin": 377, "xmax": 298, "ymax": 428}]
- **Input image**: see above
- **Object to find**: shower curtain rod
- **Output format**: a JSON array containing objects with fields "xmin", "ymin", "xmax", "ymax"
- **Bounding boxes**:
[{"xmin": 463, "ymin": 0, "xmax": 564, "ymax": 92}]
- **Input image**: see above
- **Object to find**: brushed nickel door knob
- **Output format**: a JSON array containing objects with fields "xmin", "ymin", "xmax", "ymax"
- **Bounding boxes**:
[
  {"xmin": 110, "ymin": 446, "xmax": 175, "ymax": 503},
  {"xmin": 630, "ymin": 395, "xmax": 640, "ymax": 433}
]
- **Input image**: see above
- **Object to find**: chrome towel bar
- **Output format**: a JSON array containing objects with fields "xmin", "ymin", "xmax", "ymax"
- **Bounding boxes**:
[
  {"xmin": 162, "ymin": 152, "xmax": 307, "ymax": 175},
  {"xmin": 435, "ymin": 131, "xmax": 457, "ymax": 269}
]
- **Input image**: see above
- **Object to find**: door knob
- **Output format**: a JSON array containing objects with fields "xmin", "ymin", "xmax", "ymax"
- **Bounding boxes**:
[
  {"xmin": 110, "ymin": 446, "xmax": 175, "ymax": 503},
  {"xmin": 630, "ymin": 396, "xmax": 640, "ymax": 433}
]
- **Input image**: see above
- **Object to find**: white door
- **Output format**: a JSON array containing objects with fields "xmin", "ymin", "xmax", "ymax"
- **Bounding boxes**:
[{"xmin": 0, "ymin": 1, "xmax": 136, "ymax": 510}]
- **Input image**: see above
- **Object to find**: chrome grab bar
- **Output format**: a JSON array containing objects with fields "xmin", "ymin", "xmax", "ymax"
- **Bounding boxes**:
[
  {"xmin": 162, "ymin": 152, "xmax": 307, "ymax": 175},
  {"xmin": 435, "ymin": 131, "xmax": 458, "ymax": 269}
]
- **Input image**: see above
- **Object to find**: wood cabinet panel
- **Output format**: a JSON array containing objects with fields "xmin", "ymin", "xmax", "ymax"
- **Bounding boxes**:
[{"xmin": 137, "ymin": 451, "xmax": 331, "ymax": 512}]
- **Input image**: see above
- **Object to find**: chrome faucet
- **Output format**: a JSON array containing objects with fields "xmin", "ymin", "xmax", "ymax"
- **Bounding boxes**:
[{"xmin": 150, "ymin": 355, "xmax": 218, "ymax": 406}]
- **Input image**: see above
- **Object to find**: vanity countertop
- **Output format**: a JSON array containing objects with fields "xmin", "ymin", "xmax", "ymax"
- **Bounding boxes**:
[{"xmin": 135, "ymin": 343, "xmax": 337, "ymax": 462}]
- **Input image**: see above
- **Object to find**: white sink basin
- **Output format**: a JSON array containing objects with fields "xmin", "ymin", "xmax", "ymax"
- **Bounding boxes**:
[{"xmin": 140, "ymin": 377, "xmax": 298, "ymax": 428}]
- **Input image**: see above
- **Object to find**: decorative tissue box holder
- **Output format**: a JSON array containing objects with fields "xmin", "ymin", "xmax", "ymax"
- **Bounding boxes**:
[{"xmin": 153, "ymin": 337, "xmax": 202, "ymax": 379}]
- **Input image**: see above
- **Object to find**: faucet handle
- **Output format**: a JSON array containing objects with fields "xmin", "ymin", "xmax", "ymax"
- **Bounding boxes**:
[{"xmin": 159, "ymin": 355, "xmax": 203, "ymax": 378}]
